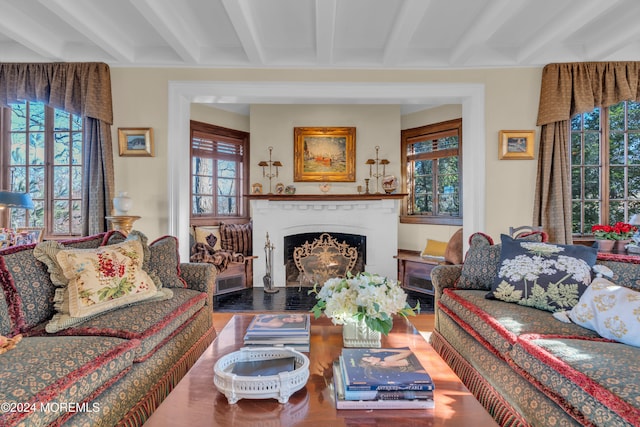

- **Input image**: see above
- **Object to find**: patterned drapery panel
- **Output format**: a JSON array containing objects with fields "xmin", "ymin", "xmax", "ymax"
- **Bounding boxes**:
[
  {"xmin": 0, "ymin": 62, "xmax": 114, "ymax": 234},
  {"xmin": 534, "ymin": 62, "xmax": 640, "ymax": 243}
]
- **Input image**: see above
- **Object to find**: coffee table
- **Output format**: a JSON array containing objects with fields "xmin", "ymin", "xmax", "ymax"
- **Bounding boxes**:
[{"xmin": 143, "ymin": 315, "xmax": 498, "ymax": 426}]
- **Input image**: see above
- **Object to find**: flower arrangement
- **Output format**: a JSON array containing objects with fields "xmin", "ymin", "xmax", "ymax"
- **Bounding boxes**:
[
  {"xmin": 591, "ymin": 222, "xmax": 638, "ymax": 241},
  {"xmin": 309, "ymin": 272, "xmax": 420, "ymax": 335}
]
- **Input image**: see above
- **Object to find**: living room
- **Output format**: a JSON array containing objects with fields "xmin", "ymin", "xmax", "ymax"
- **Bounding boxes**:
[{"xmin": 2, "ymin": 2, "xmax": 640, "ymax": 427}]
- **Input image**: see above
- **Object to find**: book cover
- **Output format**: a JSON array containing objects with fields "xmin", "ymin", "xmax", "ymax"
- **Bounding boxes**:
[
  {"xmin": 343, "ymin": 386, "xmax": 434, "ymax": 401},
  {"xmin": 332, "ymin": 362, "xmax": 434, "ymax": 410},
  {"xmin": 244, "ymin": 314, "xmax": 310, "ymax": 336},
  {"xmin": 340, "ymin": 348, "xmax": 434, "ymax": 391},
  {"xmin": 231, "ymin": 356, "xmax": 296, "ymax": 376},
  {"xmin": 243, "ymin": 342, "xmax": 310, "ymax": 352}
]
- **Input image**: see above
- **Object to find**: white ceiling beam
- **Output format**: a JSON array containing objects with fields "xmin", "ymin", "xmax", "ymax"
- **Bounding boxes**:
[
  {"xmin": 383, "ymin": 0, "xmax": 432, "ymax": 66},
  {"xmin": 131, "ymin": 0, "xmax": 200, "ymax": 63},
  {"xmin": 40, "ymin": 0, "xmax": 135, "ymax": 63},
  {"xmin": 585, "ymin": 9, "xmax": 640, "ymax": 59},
  {"xmin": 315, "ymin": 0, "xmax": 337, "ymax": 64},
  {"xmin": 0, "ymin": 0, "xmax": 65, "ymax": 59},
  {"xmin": 517, "ymin": 0, "xmax": 623, "ymax": 64},
  {"xmin": 449, "ymin": 0, "xmax": 527, "ymax": 66},
  {"xmin": 221, "ymin": 0, "xmax": 265, "ymax": 65}
]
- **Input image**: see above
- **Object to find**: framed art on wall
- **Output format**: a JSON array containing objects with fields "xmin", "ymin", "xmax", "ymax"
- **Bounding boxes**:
[
  {"xmin": 499, "ymin": 130, "xmax": 535, "ymax": 160},
  {"xmin": 118, "ymin": 128, "xmax": 154, "ymax": 157},
  {"xmin": 293, "ymin": 127, "xmax": 356, "ymax": 182},
  {"xmin": 16, "ymin": 227, "xmax": 44, "ymax": 245}
]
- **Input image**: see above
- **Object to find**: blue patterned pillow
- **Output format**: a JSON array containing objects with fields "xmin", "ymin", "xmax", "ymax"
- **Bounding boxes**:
[{"xmin": 486, "ymin": 235, "xmax": 598, "ymax": 312}]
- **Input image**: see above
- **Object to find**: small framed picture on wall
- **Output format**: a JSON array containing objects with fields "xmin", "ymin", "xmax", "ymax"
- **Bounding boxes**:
[
  {"xmin": 118, "ymin": 128, "xmax": 154, "ymax": 157},
  {"xmin": 498, "ymin": 130, "xmax": 535, "ymax": 160}
]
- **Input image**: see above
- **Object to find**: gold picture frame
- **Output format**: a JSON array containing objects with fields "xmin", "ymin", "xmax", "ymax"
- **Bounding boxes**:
[
  {"xmin": 118, "ymin": 128, "xmax": 154, "ymax": 157},
  {"xmin": 499, "ymin": 130, "xmax": 535, "ymax": 160},
  {"xmin": 16, "ymin": 227, "xmax": 44, "ymax": 244},
  {"xmin": 294, "ymin": 127, "xmax": 356, "ymax": 182}
]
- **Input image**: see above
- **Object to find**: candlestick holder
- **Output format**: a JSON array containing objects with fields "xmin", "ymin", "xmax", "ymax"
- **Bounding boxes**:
[
  {"xmin": 365, "ymin": 146, "xmax": 389, "ymax": 194},
  {"xmin": 258, "ymin": 146, "xmax": 283, "ymax": 194}
]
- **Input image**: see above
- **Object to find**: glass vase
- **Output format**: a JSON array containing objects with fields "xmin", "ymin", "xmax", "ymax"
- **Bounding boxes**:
[{"xmin": 342, "ymin": 318, "xmax": 381, "ymax": 348}]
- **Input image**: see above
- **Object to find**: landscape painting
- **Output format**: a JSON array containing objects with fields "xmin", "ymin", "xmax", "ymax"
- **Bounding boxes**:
[
  {"xmin": 294, "ymin": 127, "xmax": 356, "ymax": 182},
  {"xmin": 118, "ymin": 128, "xmax": 154, "ymax": 157}
]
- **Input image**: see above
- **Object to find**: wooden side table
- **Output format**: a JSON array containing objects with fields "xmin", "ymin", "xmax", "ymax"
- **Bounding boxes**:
[
  {"xmin": 395, "ymin": 249, "xmax": 442, "ymax": 295},
  {"xmin": 106, "ymin": 215, "xmax": 141, "ymax": 235}
]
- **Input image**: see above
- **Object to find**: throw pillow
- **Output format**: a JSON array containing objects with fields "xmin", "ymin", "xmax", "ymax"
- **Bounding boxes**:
[
  {"xmin": 147, "ymin": 235, "xmax": 187, "ymax": 288},
  {"xmin": 34, "ymin": 237, "xmax": 172, "ymax": 332},
  {"xmin": 486, "ymin": 234, "xmax": 597, "ymax": 312},
  {"xmin": 455, "ymin": 233, "xmax": 500, "ymax": 290},
  {"xmin": 193, "ymin": 226, "xmax": 222, "ymax": 251},
  {"xmin": 554, "ymin": 277, "xmax": 640, "ymax": 347},
  {"xmin": 455, "ymin": 232, "xmax": 549, "ymax": 291},
  {"xmin": 220, "ymin": 222, "xmax": 253, "ymax": 256},
  {"xmin": 421, "ymin": 239, "xmax": 447, "ymax": 259}
]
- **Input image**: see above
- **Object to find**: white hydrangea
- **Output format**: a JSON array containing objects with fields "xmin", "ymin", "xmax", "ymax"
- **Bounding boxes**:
[{"xmin": 310, "ymin": 272, "xmax": 415, "ymax": 328}]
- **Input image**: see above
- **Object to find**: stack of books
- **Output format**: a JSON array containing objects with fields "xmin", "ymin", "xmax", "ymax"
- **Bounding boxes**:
[
  {"xmin": 333, "ymin": 347, "xmax": 435, "ymax": 409},
  {"xmin": 243, "ymin": 313, "xmax": 311, "ymax": 352}
]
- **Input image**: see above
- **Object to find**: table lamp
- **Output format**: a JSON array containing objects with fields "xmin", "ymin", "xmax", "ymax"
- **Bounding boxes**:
[{"xmin": 0, "ymin": 191, "xmax": 34, "ymax": 228}]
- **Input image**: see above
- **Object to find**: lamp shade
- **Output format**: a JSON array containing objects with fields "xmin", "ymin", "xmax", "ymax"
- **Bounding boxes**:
[
  {"xmin": 0, "ymin": 191, "xmax": 34, "ymax": 209},
  {"xmin": 630, "ymin": 214, "xmax": 640, "ymax": 226}
]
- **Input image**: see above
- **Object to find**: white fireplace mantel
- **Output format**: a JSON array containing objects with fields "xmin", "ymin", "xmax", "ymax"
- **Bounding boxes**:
[{"xmin": 250, "ymin": 195, "xmax": 403, "ymax": 287}]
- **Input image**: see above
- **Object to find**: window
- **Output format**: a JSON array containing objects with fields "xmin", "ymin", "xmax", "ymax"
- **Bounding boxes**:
[
  {"xmin": 190, "ymin": 121, "xmax": 249, "ymax": 222},
  {"xmin": 400, "ymin": 118, "xmax": 462, "ymax": 225},
  {"xmin": 571, "ymin": 100, "xmax": 640, "ymax": 235},
  {"xmin": 1, "ymin": 101, "xmax": 83, "ymax": 236}
]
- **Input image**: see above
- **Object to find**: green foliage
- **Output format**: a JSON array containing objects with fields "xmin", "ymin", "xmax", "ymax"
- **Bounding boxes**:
[
  {"xmin": 97, "ymin": 278, "xmax": 134, "ymax": 301},
  {"xmin": 493, "ymin": 281, "xmax": 523, "ymax": 302}
]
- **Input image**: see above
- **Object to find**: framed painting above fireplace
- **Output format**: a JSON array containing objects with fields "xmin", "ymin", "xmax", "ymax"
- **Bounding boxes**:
[{"xmin": 293, "ymin": 127, "xmax": 356, "ymax": 182}]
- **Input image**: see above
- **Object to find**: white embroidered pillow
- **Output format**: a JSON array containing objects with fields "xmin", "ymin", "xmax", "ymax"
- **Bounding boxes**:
[
  {"xmin": 38, "ymin": 239, "xmax": 171, "ymax": 332},
  {"xmin": 567, "ymin": 277, "xmax": 640, "ymax": 347}
]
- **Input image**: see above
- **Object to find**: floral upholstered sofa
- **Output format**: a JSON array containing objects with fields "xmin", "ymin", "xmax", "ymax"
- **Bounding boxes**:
[
  {"xmin": 429, "ymin": 232, "xmax": 640, "ymax": 427},
  {"xmin": 0, "ymin": 231, "xmax": 217, "ymax": 426}
]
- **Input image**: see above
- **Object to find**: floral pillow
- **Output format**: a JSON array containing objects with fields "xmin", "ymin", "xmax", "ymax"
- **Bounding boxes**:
[
  {"xmin": 554, "ymin": 277, "xmax": 640, "ymax": 347},
  {"xmin": 35, "ymin": 237, "xmax": 172, "ymax": 332},
  {"xmin": 486, "ymin": 235, "xmax": 597, "ymax": 312}
]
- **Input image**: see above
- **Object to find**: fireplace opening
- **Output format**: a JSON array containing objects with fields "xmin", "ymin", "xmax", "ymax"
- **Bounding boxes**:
[{"xmin": 284, "ymin": 232, "xmax": 366, "ymax": 287}]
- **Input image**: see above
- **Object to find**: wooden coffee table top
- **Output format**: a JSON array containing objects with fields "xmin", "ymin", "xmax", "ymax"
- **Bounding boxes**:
[{"xmin": 144, "ymin": 315, "xmax": 497, "ymax": 427}]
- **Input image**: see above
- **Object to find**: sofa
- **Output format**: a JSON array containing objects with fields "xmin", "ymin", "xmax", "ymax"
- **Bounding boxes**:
[
  {"xmin": 429, "ymin": 232, "xmax": 640, "ymax": 427},
  {"xmin": 0, "ymin": 230, "xmax": 217, "ymax": 427}
]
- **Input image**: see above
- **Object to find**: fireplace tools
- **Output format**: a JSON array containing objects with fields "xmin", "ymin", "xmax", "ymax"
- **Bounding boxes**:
[{"xmin": 263, "ymin": 232, "xmax": 279, "ymax": 293}]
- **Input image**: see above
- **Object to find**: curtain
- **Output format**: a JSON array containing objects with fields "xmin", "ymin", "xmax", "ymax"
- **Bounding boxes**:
[
  {"xmin": 534, "ymin": 62, "xmax": 640, "ymax": 243},
  {"xmin": 0, "ymin": 62, "xmax": 114, "ymax": 234}
]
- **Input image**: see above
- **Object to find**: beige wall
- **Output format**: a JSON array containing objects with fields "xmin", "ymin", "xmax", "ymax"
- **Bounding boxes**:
[
  {"xmin": 110, "ymin": 67, "xmax": 542, "ymax": 249},
  {"xmin": 250, "ymin": 104, "xmax": 400, "ymax": 195}
]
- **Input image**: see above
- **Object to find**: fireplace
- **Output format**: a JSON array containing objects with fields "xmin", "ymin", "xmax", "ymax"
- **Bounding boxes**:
[
  {"xmin": 250, "ymin": 195, "xmax": 401, "ymax": 288},
  {"xmin": 284, "ymin": 232, "xmax": 366, "ymax": 286}
]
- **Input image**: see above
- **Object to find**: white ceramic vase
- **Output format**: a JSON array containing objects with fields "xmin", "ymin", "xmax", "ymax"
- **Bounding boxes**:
[
  {"xmin": 113, "ymin": 191, "xmax": 133, "ymax": 215},
  {"xmin": 342, "ymin": 318, "xmax": 381, "ymax": 348}
]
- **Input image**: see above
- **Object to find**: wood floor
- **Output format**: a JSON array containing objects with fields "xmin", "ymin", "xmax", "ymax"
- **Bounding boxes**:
[{"xmin": 212, "ymin": 312, "xmax": 435, "ymax": 339}]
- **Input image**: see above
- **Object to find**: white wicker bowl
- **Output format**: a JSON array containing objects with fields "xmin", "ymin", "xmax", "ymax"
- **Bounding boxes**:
[{"xmin": 213, "ymin": 347, "xmax": 310, "ymax": 404}]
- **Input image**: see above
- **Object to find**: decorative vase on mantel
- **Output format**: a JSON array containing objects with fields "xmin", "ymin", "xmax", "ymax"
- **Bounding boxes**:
[
  {"xmin": 596, "ymin": 239, "xmax": 615, "ymax": 253},
  {"xmin": 342, "ymin": 318, "xmax": 381, "ymax": 348}
]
